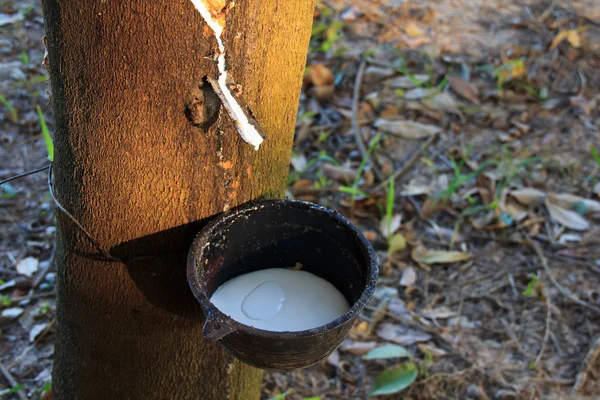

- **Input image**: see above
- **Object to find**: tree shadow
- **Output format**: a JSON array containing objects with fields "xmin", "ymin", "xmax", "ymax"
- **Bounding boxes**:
[{"xmin": 110, "ymin": 217, "xmax": 213, "ymax": 318}]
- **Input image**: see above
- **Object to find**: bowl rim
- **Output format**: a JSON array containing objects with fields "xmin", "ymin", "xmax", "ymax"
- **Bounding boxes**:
[{"xmin": 187, "ymin": 199, "xmax": 379, "ymax": 340}]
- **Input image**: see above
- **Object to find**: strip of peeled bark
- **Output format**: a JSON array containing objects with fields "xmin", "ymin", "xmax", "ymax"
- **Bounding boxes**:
[{"xmin": 41, "ymin": 0, "xmax": 314, "ymax": 398}]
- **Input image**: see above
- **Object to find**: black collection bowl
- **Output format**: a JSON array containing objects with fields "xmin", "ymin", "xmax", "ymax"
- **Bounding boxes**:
[{"xmin": 187, "ymin": 199, "xmax": 378, "ymax": 371}]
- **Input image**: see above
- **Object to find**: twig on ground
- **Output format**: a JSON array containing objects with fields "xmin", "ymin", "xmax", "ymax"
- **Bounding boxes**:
[
  {"xmin": 534, "ymin": 292, "xmax": 552, "ymax": 367},
  {"xmin": 373, "ymin": 132, "xmax": 438, "ymax": 192},
  {"xmin": 10, "ymin": 290, "xmax": 56, "ymax": 305},
  {"xmin": 0, "ymin": 361, "xmax": 27, "ymax": 400},
  {"xmin": 500, "ymin": 317, "xmax": 530, "ymax": 358},
  {"xmin": 365, "ymin": 298, "xmax": 388, "ymax": 336},
  {"xmin": 352, "ymin": 58, "xmax": 383, "ymax": 181},
  {"xmin": 573, "ymin": 335, "xmax": 600, "ymax": 393},
  {"xmin": 536, "ymin": 0, "xmax": 555, "ymax": 23},
  {"xmin": 549, "ymin": 331, "xmax": 563, "ymax": 357},
  {"xmin": 526, "ymin": 235, "xmax": 600, "ymax": 314},
  {"xmin": 32, "ymin": 243, "xmax": 56, "ymax": 289},
  {"xmin": 8, "ymin": 318, "xmax": 56, "ymax": 371}
]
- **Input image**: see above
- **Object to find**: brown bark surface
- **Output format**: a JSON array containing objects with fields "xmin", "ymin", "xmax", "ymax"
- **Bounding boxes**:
[{"xmin": 41, "ymin": 0, "xmax": 314, "ymax": 398}]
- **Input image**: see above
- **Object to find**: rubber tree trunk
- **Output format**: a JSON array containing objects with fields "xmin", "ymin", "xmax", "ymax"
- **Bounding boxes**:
[{"xmin": 41, "ymin": 0, "xmax": 315, "ymax": 398}]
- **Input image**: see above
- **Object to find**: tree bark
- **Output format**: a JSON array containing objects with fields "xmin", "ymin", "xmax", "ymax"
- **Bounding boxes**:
[{"xmin": 41, "ymin": 0, "xmax": 314, "ymax": 398}]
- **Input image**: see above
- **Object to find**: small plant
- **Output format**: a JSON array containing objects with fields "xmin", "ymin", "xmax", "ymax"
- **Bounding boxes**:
[
  {"xmin": 310, "ymin": 0, "xmax": 344, "ymax": 54},
  {"xmin": 434, "ymin": 143, "xmax": 480, "ymax": 203},
  {"xmin": 0, "ymin": 384, "xmax": 24, "ymax": 397},
  {"xmin": 12, "ymin": 74, "xmax": 47, "ymax": 89},
  {"xmin": 0, "ymin": 295, "xmax": 11, "ymax": 306},
  {"xmin": 339, "ymin": 133, "xmax": 381, "ymax": 209},
  {"xmin": 268, "ymin": 389, "xmax": 320, "ymax": 400},
  {"xmin": 287, "ymin": 151, "xmax": 341, "ymax": 186},
  {"xmin": 0, "ymin": 94, "xmax": 18, "ymax": 123},
  {"xmin": 36, "ymin": 105, "xmax": 54, "ymax": 161},
  {"xmin": 20, "ymin": 50, "xmax": 29, "ymax": 66},
  {"xmin": 523, "ymin": 273, "xmax": 541, "ymax": 297},
  {"xmin": 591, "ymin": 145, "xmax": 600, "ymax": 167},
  {"xmin": 313, "ymin": 169, "xmax": 331, "ymax": 190}
]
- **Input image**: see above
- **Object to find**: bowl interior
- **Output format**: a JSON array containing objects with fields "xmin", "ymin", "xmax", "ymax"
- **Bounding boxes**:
[{"xmin": 197, "ymin": 201, "xmax": 373, "ymax": 309}]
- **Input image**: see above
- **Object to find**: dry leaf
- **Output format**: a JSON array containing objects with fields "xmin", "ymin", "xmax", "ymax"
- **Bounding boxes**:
[
  {"xmin": 510, "ymin": 188, "xmax": 546, "ymax": 205},
  {"xmin": 29, "ymin": 322, "xmax": 48, "ymax": 343},
  {"xmin": 567, "ymin": 29, "xmax": 581, "ymax": 48},
  {"xmin": 422, "ymin": 92, "xmax": 460, "ymax": 114},
  {"xmin": 16, "ymin": 257, "xmax": 39, "ymax": 277},
  {"xmin": 545, "ymin": 198, "xmax": 589, "ymax": 231},
  {"xmin": 411, "ymin": 246, "xmax": 470, "ymax": 264},
  {"xmin": 350, "ymin": 320, "xmax": 369, "ymax": 337},
  {"xmin": 380, "ymin": 214, "xmax": 402, "ymax": 238},
  {"xmin": 363, "ymin": 231, "xmax": 378, "ymax": 242},
  {"xmin": 402, "ymin": 175, "xmax": 449, "ymax": 196},
  {"xmin": 405, "ymin": 21, "xmax": 425, "ymax": 37},
  {"xmin": 550, "ymin": 30, "xmax": 569, "ymax": 50},
  {"xmin": 448, "ymin": 76, "xmax": 480, "ymax": 104},
  {"xmin": 386, "ymin": 74, "xmax": 429, "ymax": 89},
  {"xmin": 377, "ymin": 322, "xmax": 432, "ymax": 345},
  {"xmin": 290, "ymin": 153, "xmax": 307, "ymax": 172},
  {"xmin": 387, "ymin": 298, "xmax": 411, "ymax": 320},
  {"xmin": 404, "ymin": 36, "xmax": 432, "ymax": 48},
  {"xmin": 551, "ymin": 193, "xmax": 600, "ymax": 214},
  {"xmin": 1, "ymin": 307, "xmax": 24, "ymax": 319},
  {"xmin": 365, "ymin": 66, "xmax": 396, "ymax": 82},
  {"xmin": 558, "ymin": 233, "xmax": 582, "ymax": 244},
  {"xmin": 403, "ymin": 87, "xmax": 433, "ymax": 100},
  {"xmin": 327, "ymin": 350, "xmax": 340, "ymax": 367},
  {"xmin": 399, "ymin": 267, "xmax": 417, "ymax": 286},
  {"xmin": 341, "ymin": 341, "xmax": 378, "ymax": 355},
  {"xmin": 307, "ymin": 64, "xmax": 334, "ymax": 86},
  {"xmin": 420, "ymin": 198, "xmax": 448, "ymax": 219},
  {"xmin": 420, "ymin": 307, "xmax": 457, "ymax": 319},
  {"xmin": 322, "ymin": 164, "xmax": 356, "ymax": 184},
  {"xmin": 375, "ymin": 119, "xmax": 440, "ymax": 139},
  {"xmin": 417, "ymin": 343, "xmax": 448, "ymax": 358},
  {"xmin": 313, "ymin": 84, "xmax": 334, "ymax": 101},
  {"xmin": 470, "ymin": 210, "xmax": 496, "ymax": 230},
  {"xmin": 497, "ymin": 59, "xmax": 526, "ymax": 82},
  {"xmin": 388, "ymin": 233, "xmax": 407, "ymax": 254},
  {"xmin": 502, "ymin": 198, "xmax": 527, "ymax": 222}
]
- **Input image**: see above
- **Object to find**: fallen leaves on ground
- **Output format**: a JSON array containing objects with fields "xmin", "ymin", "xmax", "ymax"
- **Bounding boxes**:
[
  {"xmin": 306, "ymin": 64, "xmax": 334, "ymax": 86},
  {"xmin": 411, "ymin": 246, "xmax": 470, "ymax": 265},
  {"xmin": 374, "ymin": 119, "xmax": 440, "ymax": 139},
  {"xmin": 377, "ymin": 322, "xmax": 432, "ymax": 345},
  {"xmin": 369, "ymin": 361, "xmax": 418, "ymax": 396},
  {"xmin": 16, "ymin": 256, "xmax": 39, "ymax": 277},
  {"xmin": 363, "ymin": 344, "xmax": 411, "ymax": 360}
]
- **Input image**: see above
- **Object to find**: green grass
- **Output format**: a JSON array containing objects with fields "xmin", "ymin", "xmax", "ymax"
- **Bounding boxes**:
[
  {"xmin": 432, "ymin": 144, "xmax": 541, "ymax": 220},
  {"xmin": 385, "ymin": 175, "xmax": 395, "ymax": 242},
  {"xmin": 20, "ymin": 50, "xmax": 29, "ymax": 65},
  {"xmin": 36, "ymin": 105, "xmax": 54, "ymax": 161},
  {"xmin": 310, "ymin": 0, "xmax": 344, "ymax": 53},
  {"xmin": 591, "ymin": 145, "xmax": 600, "ymax": 167},
  {"xmin": 11, "ymin": 74, "xmax": 47, "ymax": 88},
  {"xmin": 0, "ymin": 94, "xmax": 18, "ymax": 123},
  {"xmin": 339, "ymin": 133, "xmax": 381, "ymax": 208},
  {"xmin": 287, "ymin": 151, "xmax": 341, "ymax": 186}
]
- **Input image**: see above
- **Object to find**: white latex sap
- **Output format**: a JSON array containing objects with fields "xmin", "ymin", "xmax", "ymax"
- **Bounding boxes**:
[{"xmin": 210, "ymin": 268, "xmax": 350, "ymax": 332}]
